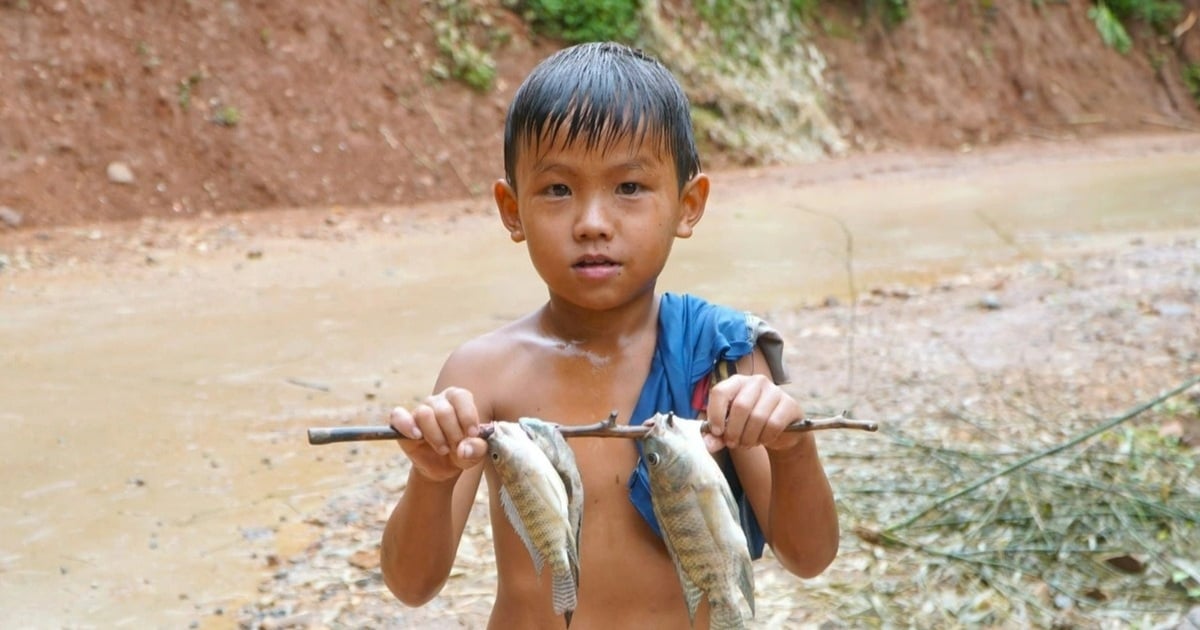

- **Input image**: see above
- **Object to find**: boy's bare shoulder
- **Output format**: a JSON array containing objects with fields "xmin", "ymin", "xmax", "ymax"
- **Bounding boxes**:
[{"xmin": 439, "ymin": 311, "xmax": 541, "ymax": 381}]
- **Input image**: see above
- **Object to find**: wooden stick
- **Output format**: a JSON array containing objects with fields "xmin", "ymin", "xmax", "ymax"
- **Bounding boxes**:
[{"xmin": 307, "ymin": 411, "xmax": 879, "ymax": 445}]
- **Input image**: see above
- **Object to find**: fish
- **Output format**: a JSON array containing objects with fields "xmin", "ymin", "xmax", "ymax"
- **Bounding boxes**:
[
  {"xmin": 518, "ymin": 417, "xmax": 584, "ymax": 562},
  {"xmin": 640, "ymin": 412, "xmax": 755, "ymax": 630},
  {"xmin": 487, "ymin": 421, "xmax": 580, "ymax": 626}
]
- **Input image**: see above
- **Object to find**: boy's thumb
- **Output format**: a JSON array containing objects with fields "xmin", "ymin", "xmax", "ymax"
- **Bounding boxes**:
[{"xmin": 457, "ymin": 437, "xmax": 489, "ymax": 464}]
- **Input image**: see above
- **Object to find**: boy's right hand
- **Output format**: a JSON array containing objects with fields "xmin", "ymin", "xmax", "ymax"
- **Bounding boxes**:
[{"xmin": 388, "ymin": 387, "xmax": 488, "ymax": 482}]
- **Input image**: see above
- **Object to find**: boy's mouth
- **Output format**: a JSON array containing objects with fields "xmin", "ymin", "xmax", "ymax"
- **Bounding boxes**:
[{"xmin": 572, "ymin": 255, "xmax": 620, "ymax": 269}]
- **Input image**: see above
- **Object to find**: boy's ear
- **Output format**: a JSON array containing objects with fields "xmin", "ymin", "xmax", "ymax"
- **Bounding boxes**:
[
  {"xmin": 494, "ymin": 179, "xmax": 525, "ymax": 243},
  {"xmin": 675, "ymin": 173, "xmax": 709, "ymax": 239}
]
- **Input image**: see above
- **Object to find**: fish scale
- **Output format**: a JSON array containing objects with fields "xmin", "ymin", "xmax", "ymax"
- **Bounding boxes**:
[{"xmin": 641, "ymin": 413, "xmax": 755, "ymax": 629}]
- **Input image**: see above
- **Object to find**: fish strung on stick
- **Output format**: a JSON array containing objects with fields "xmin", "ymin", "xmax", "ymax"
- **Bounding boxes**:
[
  {"xmin": 486, "ymin": 421, "xmax": 581, "ymax": 626},
  {"xmin": 641, "ymin": 412, "xmax": 755, "ymax": 629},
  {"xmin": 307, "ymin": 411, "xmax": 877, "ymax": 445},
  {"xmin": 519, "ymin": 417, "xmax": 585, "ymax": 573}
]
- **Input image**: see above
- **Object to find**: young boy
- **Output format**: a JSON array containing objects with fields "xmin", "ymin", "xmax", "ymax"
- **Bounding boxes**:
[{"xmin": 381, "ymin": 41, "xmax": 839, "ymax": 629}]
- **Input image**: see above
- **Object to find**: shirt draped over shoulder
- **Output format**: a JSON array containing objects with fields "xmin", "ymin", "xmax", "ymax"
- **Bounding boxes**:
[{"xmin": 626, "ymin": 292, "xmax": 790, "ymax": 560}]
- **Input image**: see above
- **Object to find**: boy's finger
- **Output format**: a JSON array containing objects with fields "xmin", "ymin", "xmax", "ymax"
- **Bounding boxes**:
[
  {"xmin": 738, "ymin": 387, "xmax": 781, "ymax": 447},
  {"xmin": 427, "ymin": 396, "xmax": 464, "ymax": 454},
  {"xmin": 702, "ymin": 432, "xmax": 725, "ymax": 454},
  {"xmin": 706, "ymin": 383, "xmax": 731, "ymax": 436},
  {"xmin": 413, "ymin": 404, "xmax": 450, "ymax": 456},
  {"xmin": 445, "ymin": 387, "xmax": 481, "ymax": 437},
  {"xmin": 722, "ymin": 378, "xmax": 763, "ymax": 446},
  {"xmin": 388, "ymin": 406, "xmax": 421, "ymax": 440}
]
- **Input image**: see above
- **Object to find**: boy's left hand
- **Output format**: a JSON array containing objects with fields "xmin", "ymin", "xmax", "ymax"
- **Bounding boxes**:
[{"xmin": 704, "ymin": 373, "xmax": 805, "ymax": 453}]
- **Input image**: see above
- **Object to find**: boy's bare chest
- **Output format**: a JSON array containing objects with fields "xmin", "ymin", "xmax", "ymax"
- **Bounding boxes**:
[{"xmin": 493, "ymin": 338, "xmax": 655, "ymax": 429}]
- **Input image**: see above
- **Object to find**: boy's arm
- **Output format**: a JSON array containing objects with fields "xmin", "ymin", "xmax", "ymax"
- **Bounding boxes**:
[
  {"xmin": 719, "ymin": 348, "xmax": 840, "ymax": 578},
  {"xmin": 380, "ymin": 349, "xmax": 491, "ymax": 605},
  {"xmin": 381, "ymin": 465, "xmax": 482, "ymax": 605}
]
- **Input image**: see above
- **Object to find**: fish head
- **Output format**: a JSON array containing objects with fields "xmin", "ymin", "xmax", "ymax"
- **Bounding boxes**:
[
  {"xmin": 487, "ymin": 421, "xmax": 532, "ymax": 468},
  {"xmin": 641, "ymin": 412, "xmax": 690, "ymax": 471},
  {"xmin": 517, "ymin": 417, "xmax": 558, "ymax": 449}
]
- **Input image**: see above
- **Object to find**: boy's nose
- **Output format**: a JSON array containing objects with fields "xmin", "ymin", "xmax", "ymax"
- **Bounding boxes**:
[{"xmin": 573, "ymin": 197, "xmax": 613, "ymax": 241}]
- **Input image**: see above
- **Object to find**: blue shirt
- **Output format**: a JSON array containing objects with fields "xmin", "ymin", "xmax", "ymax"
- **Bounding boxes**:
[{"xmin": 626, "ymin": 293, "xmax": 768, "ymax": 559}]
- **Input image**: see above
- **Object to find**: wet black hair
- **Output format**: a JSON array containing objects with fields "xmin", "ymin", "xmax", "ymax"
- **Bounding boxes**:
[{"xmin": 502, "ymin": 41, "xmax": 701, "ymax": 193}]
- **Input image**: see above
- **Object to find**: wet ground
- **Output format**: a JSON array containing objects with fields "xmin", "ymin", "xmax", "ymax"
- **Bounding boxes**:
[{"xmin": 1, "ymin": 134, "xmax": 1198, "ymax": 628}]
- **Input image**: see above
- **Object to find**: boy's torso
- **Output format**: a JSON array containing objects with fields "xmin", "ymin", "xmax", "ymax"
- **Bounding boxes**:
[{"xmin": 469, "ymin": 305, "xmax": 719, "ymax": 628}]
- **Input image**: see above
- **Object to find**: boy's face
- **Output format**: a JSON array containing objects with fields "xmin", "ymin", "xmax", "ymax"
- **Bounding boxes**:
[{"xmin": 495, "ymin": 129, "xmax": 708, "ymax": 313}]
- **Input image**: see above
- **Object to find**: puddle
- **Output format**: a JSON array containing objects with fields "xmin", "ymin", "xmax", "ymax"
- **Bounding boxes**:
[{"xmin": 1, "ymin": 150, "xmax": 1198, "ymax": 627}]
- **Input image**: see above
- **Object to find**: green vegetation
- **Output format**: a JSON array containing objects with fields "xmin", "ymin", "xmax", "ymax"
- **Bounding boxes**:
[
  {"xmin": 212, "ymin": 105, "xmax": 242, "ymax": 127},
  {"xmin": 1090, "ymin": 0, "xmax": 1183, "ymax": 54},
  {"xmin": 505, "ymin": 0, "xmax": 640, "ymax": 44},
  {"xmin": 871, "ymin": 0, "xmax": 910, "ymax": 26},
  {"xmin": 1102, "ymin": 0, "xmax": 1182, "ymax": 31},
  {"xmin": 833, "ymin": 376, "xmax": 1200, "ymax": 625},
  {"xmin": 691, "ymin": 0, "xmax": 819, "ymax": 66},
  {"xmin": 1185, "ymin": 63, "xmax": 1200, "ymax": 107},
  {"xmin": 177, "ymin": 73, "xmax": 202, "ymax": 111},
  {"xmin": 425, "ymin": 0, "xmax": 508, "ymax": 92},
  {"xmin": 1090, "ymin": 2, "xmax": 1134, "ymax": 53}
]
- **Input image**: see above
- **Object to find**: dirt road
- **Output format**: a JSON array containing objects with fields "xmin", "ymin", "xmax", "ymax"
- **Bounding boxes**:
[{"xmin": 2, "ymin": 133, "xmax": 1198, "ymax": 628}]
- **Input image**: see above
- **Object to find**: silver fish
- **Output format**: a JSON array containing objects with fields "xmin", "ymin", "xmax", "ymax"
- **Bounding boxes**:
[
  {"xmin": 487, "ymin": 421, "xmax": 580, "ymax": 625},
  {"xmin": 641, "ymin": 412, "xmax": 755, "ymax": 629},
  {"xmin": 518, "ymin": 417, "xmax": 584, "ymax": 561}
]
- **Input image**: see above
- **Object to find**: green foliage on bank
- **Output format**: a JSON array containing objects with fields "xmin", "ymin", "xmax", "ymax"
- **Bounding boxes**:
[
  {"xmin": 1185, "ymin": 64, "xmax": 1200, "ymax": 106},
  {"xmin": 1090, "ymin": 0, "xmax": 1182, "ymax": 54},
  {"xmin": 505, "ymin": 0, "xmax": 640, "ymax": 44}
]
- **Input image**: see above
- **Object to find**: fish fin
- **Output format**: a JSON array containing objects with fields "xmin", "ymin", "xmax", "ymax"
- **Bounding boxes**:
[
  {"xmin": 739, "ymin": 556, "xmax": 755, "ymax": 617},
  {"xmin": 681, "ymin": 574, "xmax": 704, "ymax": 627},
  {"xmin": 696, "ymin": 481, "xmax": 756, "ymax": 617},
  {"xmin": 551, "ymin": 559, "xmax": 578, "ymax": 620},
  {"xmin": 499, "ymin": 485, "xmax": 544, "ymax": 575},
  {"xmin": 568, "ymin": 528, "xmax": 581, "ymax": 593}
]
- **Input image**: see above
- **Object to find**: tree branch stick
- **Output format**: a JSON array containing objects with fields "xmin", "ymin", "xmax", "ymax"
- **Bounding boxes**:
[{"xmin": 307, "ymin": 411, "xmax": 878, "ymax": 445}]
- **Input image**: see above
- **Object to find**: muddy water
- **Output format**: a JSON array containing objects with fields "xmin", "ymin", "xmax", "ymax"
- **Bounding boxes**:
[{"xmin": 2, "ymin": 149, "xmax": 1198, "ymax": 627}]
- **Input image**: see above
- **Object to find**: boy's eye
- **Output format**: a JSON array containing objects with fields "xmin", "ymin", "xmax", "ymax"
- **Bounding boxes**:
[
  {"xmin": 616, "ymin": 182, "xmax": 641, "ymax": 195},
  {"xmin": 546, "ymin": 184, "xmax": 570, "ymax": 197}
]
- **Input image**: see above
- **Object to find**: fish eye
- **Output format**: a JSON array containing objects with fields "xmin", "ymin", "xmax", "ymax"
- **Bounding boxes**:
[{"xmin": 646, "ymin": 452, "xmax": 660, "ymax": 466}]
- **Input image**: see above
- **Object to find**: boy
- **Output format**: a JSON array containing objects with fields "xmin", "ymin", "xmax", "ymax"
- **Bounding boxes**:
[{"xmin": 381, "ymin": 42, "xmax": 838, "ymax": 629}]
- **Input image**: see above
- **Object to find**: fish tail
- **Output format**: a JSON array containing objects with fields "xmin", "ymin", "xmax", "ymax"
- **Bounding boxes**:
[
  {"xmin": 551, "ymin": 561, "xmax": 578, "ymax": 621},
  {"xmin": 708, "ymin": 595, "xmax": 748, "ymax": 630}
]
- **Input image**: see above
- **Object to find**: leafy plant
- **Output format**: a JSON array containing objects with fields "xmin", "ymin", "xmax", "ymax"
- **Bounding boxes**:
[
  {"xmin": 177, "ymin": 73, "xmax": 202, "ymax": 110},
  {"xmin": 426, "ymin": 0, "xmax": 501, "ymax": 92},
  {"xmin": 1089, "ymin": 2, "xmax": 1133, "ymax": 53},
  {"xmin": 1183, "ymin": 63, "xmax": 1200, "ymax": 107},
  {"xmin": 212, "ymin": 105, "xmax": 242, "ymax": 127},
  {"xmin": 505, "ymin": 0, "xmax": 640, "ymax": 44},
  {"xmin": 693, "ymin": 0, "xmax": 819, "ymax": 66},
  {"xmin": 1102, "ymin": 0, "xmax": 1182, "ymax": 31},
  {"xmin": 1089, "ymin": 0, "xmax": 1183, "ymax": 53},
  {"xmin": 868, "ymin": 0, "xmax": 910, "ymax": 26}
]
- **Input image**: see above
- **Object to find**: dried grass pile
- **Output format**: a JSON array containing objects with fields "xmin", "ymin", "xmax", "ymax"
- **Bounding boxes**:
[{"xmin": 817, "ymin": 377, "xmax": 1200, "ymax": 628}]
